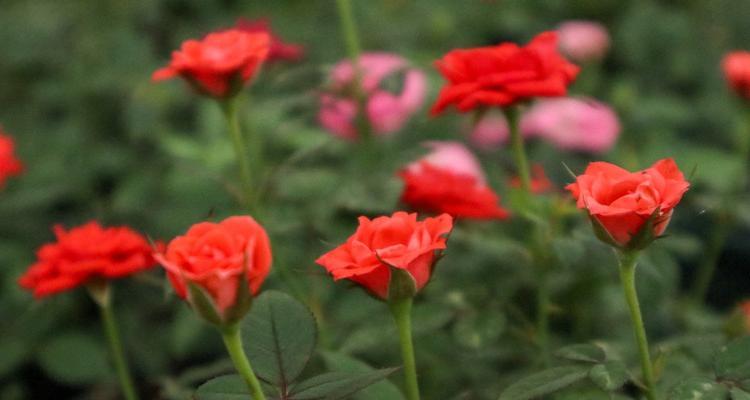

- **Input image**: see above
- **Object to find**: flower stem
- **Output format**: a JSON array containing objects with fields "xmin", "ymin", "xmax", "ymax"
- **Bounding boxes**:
[
  {"xmin": 389, "ymin": 298, "xmax": 421, "ymax": 400},
  {"xmin": 617, "ymin": 250, "xmax": 657, "ymax": 400},
  {"xmin": 503, "ymin": 106, "xmax": 531, "ymax": 194},
  {"xmin": 98, "ymin": 300, "xmax": 139, "ymax": 400},
  {"xmin": 691, "ymin": 216, "xmax": 730, "ymax": 303},
  {"xmin": 535, "ymin": 271, "xmax": 550, "ymax": 366},
  {"xmin": 220, "ymin": 97, "xmax": 259, "ymax": 213},
  {"xmin": 220, "ymin": 324, "xmax": 267, "ymax": 400},
  {"xmin": 335, "ymin": 0, "xmax": 372, "ymax": 142}
]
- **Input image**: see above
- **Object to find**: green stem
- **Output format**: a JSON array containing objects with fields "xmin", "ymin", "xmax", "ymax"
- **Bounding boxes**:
[
  {"xmin": 389, "ymin": 298, "xmax": 420, "ymax": 400},
  {"xmin": 504, "ymin": 106, "xmax": 531, "ymax": 194},
  {"xmin": 535, "ymin": 271, "xmax": 550, "ymax": 366},
  {"xmin": 617, "ymin": 250, "xmax": 657, "ymax": 400},
  {"xmin": 220, "ymin": 324, "xmax": 267, "ymax": 400},
  {"xmin": 220, "ymin": 98, "xmax": 260, "ymax": 213},
  {"xmin": 691, "ymin": 217, "xmax": 730, "ymax": 303},
  {"xmin": 335, "ymin": 0, "xmax": 372, "ymax": 142},
  {"xmin": 99, "ymin": 301, "xmax": 139, "ymax": 400}
]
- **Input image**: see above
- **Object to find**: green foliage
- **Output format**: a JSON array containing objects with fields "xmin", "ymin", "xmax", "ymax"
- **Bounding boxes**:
[{"xmin": 3, "ymin": 0, "xmax": 750, "ymax": 399}]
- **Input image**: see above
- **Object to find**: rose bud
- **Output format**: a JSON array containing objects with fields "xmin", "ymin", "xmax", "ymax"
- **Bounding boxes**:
[
  {"xmin": 318, "ymin": 52, "xmax": 426, "ymax": 140},
  {"xmin": 19, "ymin": 222, "xmax": 156, "ymax": 298},
  {"xmin": 557, "ymin": 21, "xmax": 610, "ymax": 63},
  {"xmin": 726, "ymin": 300, "xmax": 750, "ymax": 338},
  {"xmin": 431, "ymin": 31, "xmax": 579, "ymax": 115},
  {"xmin": 316, "ymin": 212, "xmax": 453, "ymax": 301},
  {"xmin": 152, "ymin": 29, "xmax": 270, "ymax": 98},
  {"xmin": 235, "ymin": 18, "xmax": 304, "ymax": 63},
  {"xmin": 722, "ymin": 51, "xmax": 750, "ymax": 100},
  {"xmin": 0, "ymin": 129, "xmax": 23, "ymax": 189},
  {"xmin": 510, "ymin": 164, "xmax": 553, "ymax": 194},
  {"xmin": 566, "ymin": 159, "xmax": 689, "ymax": 249},
  {"xmin": 398, "ymin": 142, "xmax": 509, "ymax": 220},
  {"xmin": 155, "ymin": 216, "xmax": 272, "ymax": 325}
]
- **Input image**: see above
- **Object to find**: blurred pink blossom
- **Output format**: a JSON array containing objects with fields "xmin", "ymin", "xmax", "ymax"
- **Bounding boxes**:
[
  {"xmin": 415, "ymin": 141, "xmax": 486, "ymax": 183},
  {"xmin": 318, "ymin": 52, "xmax": 427, "ymax": 140},
  {"xmin": 522, "ymin": 97, "xmax": 620, "ymax": 153},
  {"xmin": 558, "ymin": 21, "xmax": 610, "ymax": 63},
  {"xmin": 467, "ymin": 97, "xmax": 620, "ymax": 153}
]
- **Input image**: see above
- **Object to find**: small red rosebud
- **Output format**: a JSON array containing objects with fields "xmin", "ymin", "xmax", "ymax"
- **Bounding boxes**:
[
  {"xmin": 0, "ymin": 130, "xmax": 23, "ymax": 188},
  {"xmin": 316, "ymin": 212, "xmax": 453, "ymax": 301},
  {"xmin": 19, "ymin": 222, "xmax": 156, "ymax": 298},
  {"xmin": 511, "ymin": 164, "xmax": 553, "ymax": 194},
  {"xmin": 566, "ymin": 159, "xmax": 689, "ymax": 249},
  {"xmin": 155, "ymin": 216, "xmax": 272, "ymax": 325},
  {"xmin": 722, "ymin": 51, "xmax": 750, "ymax": 100}
]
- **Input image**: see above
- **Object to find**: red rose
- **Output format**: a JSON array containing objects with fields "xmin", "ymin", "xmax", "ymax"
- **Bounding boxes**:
[
  {"xmin": 155, "ymin": 216, "xmax": 271, "ymax": 322},
  {"xmin": 566, "ymin": 159, "xmax": 689, "ymax": 248},
  {"xmin": 722, "ymin": 51, "xmax": 750, "ymax": 99},
  {"xmin": 0, "ymin": 131, "xmax": 23, "ymax": 188},
  {"xmin": 153, "ymin": 29, "xmax": 271, "ymax": 98},
  {"xmin": 236, "ymin": 18, "xmax": 304, "ymax": 63},
  {"xmin": 398, "ymin": 141, "xmax": 509, "ymax": 220},
  {"xmin": 316, "ymin": 212, "xmax": 453, "ymax": 300},
  {"xmin": 399, "ymin": 162, "xmax": 509, "ymax": 220},
  {"xmin": 431, "ymin": 31, "xmax": 579, "ymax": 115},
  {"xmin": 18, "ymin": 222, "xmax": 155, "ymax": 298}
]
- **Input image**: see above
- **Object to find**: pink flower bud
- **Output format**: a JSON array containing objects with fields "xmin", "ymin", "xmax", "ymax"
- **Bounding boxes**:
[{"xmin": 558, "ymin": 21, "xmax": 610, "ymax": 63}]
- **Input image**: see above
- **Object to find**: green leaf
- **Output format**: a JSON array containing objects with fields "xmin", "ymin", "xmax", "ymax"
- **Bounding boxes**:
[
  {"xmin": 587, "ymin": 361, "xmax": 629, "ymax": 391},
  {"xmin": 36, "ymin": 332, "xmax": 110, "ymax": 385},
  {"xmin": 195, "ymin": 375, "xmax": 250, "ymax": 400},
  {"xmin": 289, "ymin": 368, "xmax": 399, "ymax": 400},
  {"xmin": 668, "ymin": 378, "xmax": 727, "ymax": 400},
  {"xmin": 0, "ymin": 337, "xmax": 29, "ymax": 378},
  {"xmin": 715, "ymin": 337, "xmax": 750, "ymax": 382},
  {"xmin": 320, "ymin": 352, "xmax": 405, "ymax": 400},
  {"xmin": 732, "ymin": 388, "xmax": 750, "ymax": 400},
  {"xmin": 242, "ymin": 290, "xmax": 317, "ymax": 390},
  {"xmin": 554, "ymin": 344, "xmax": 607, "ymax": 364},
  {"xmin": 498, "ymin": 366, "xmax": 590, "ymax": 400}
]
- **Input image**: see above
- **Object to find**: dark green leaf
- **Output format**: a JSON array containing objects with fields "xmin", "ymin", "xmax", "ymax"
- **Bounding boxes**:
[
  {"xmin": 289, "ymin": 368, "xmax": 399, "ymax": 400},
  {"xmin": 195, "ymin": 375, "xmax": 249, "ymax": 400},
  {"xmin": 242, "ymin": 291, "xmax": 317, "ymax": 389},
  {"xmin": 715, "ymin": 337, "xmax": 750, "ymax": 381},
  {"xmin": 498, "ymin": 366, "xmax": 590, "ymax": 400},
  {"xmin": 732, "ymin": 388, "xmax": 750, "ymax": 400},
  {"xmin": 554, "ymin": 344, "xmax": 607, "ymax": 364},
  {"xmin": 668, "ymin": 378, "xmax": 727, "ymax": 400},
  {"xmin": 320, "ymin": 352, "xmax": 405, "ymax": 400},
  {"xmin": 36, "ymin": 333, "xmax": 110, "ymax": 385},
  {"xmin": 587, "ymin": 361, "xmax": 629, "ymax": 391}
]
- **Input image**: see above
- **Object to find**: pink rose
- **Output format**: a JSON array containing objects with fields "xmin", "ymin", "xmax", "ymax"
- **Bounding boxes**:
[{"xmin": 318, "ymin": 52, "xmax": 426, "ymax": 140}]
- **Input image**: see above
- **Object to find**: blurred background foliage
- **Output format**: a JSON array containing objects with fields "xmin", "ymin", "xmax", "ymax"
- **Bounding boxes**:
[{"xmin": 2, "ymin": 0, "xmax": 750, "ymax": 399}]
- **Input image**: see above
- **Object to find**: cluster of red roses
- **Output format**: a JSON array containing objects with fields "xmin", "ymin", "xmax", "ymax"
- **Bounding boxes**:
[{"xmin": 11, "ymin": 16, "xmax": 750, "ymax": 400}]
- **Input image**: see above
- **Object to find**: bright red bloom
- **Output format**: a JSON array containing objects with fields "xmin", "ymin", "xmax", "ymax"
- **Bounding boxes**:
[
  {"xmin": 0, "ymin": 131, "xmax": 23, "ymax": 188},
  {"xmin": 400, "ymin": 162, "xmax": 509, "ymax": 220},
  {"xmin": 155, "ymin": 216, "xmax": 271, "ymax": 320},
  {"xmin": 316, "ymin": 212, "xmax": 453, "ymax": 300},
  {"xmin": 18, "ymin": 222, "xmax": 155, "ymax": 298},
  {"xmin": 566, "ymin": 159, "xmax": 689, "ymax": 247},
  {"xmin": 431, "ymin": 31, "xmax": 579, "ymax": 115},
  {"xmin": 236, "ymin": 18, "xmax": 304, "ymax": 63},
  {"xmin": 510, "ymin": 164, "xmax": 553, "ymax": 194},
  {"xmin": 152, "ymin": 29, "xmax": 270, "ymax": 98},
  {"xmin": 722, "ymin": 51, "xmax": 750, "ymax": 99}
]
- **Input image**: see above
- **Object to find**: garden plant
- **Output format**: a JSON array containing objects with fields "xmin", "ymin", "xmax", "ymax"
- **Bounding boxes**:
[{"xmin": 4, "ymin": 1, "xmax": 750, "ymax": 400}]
